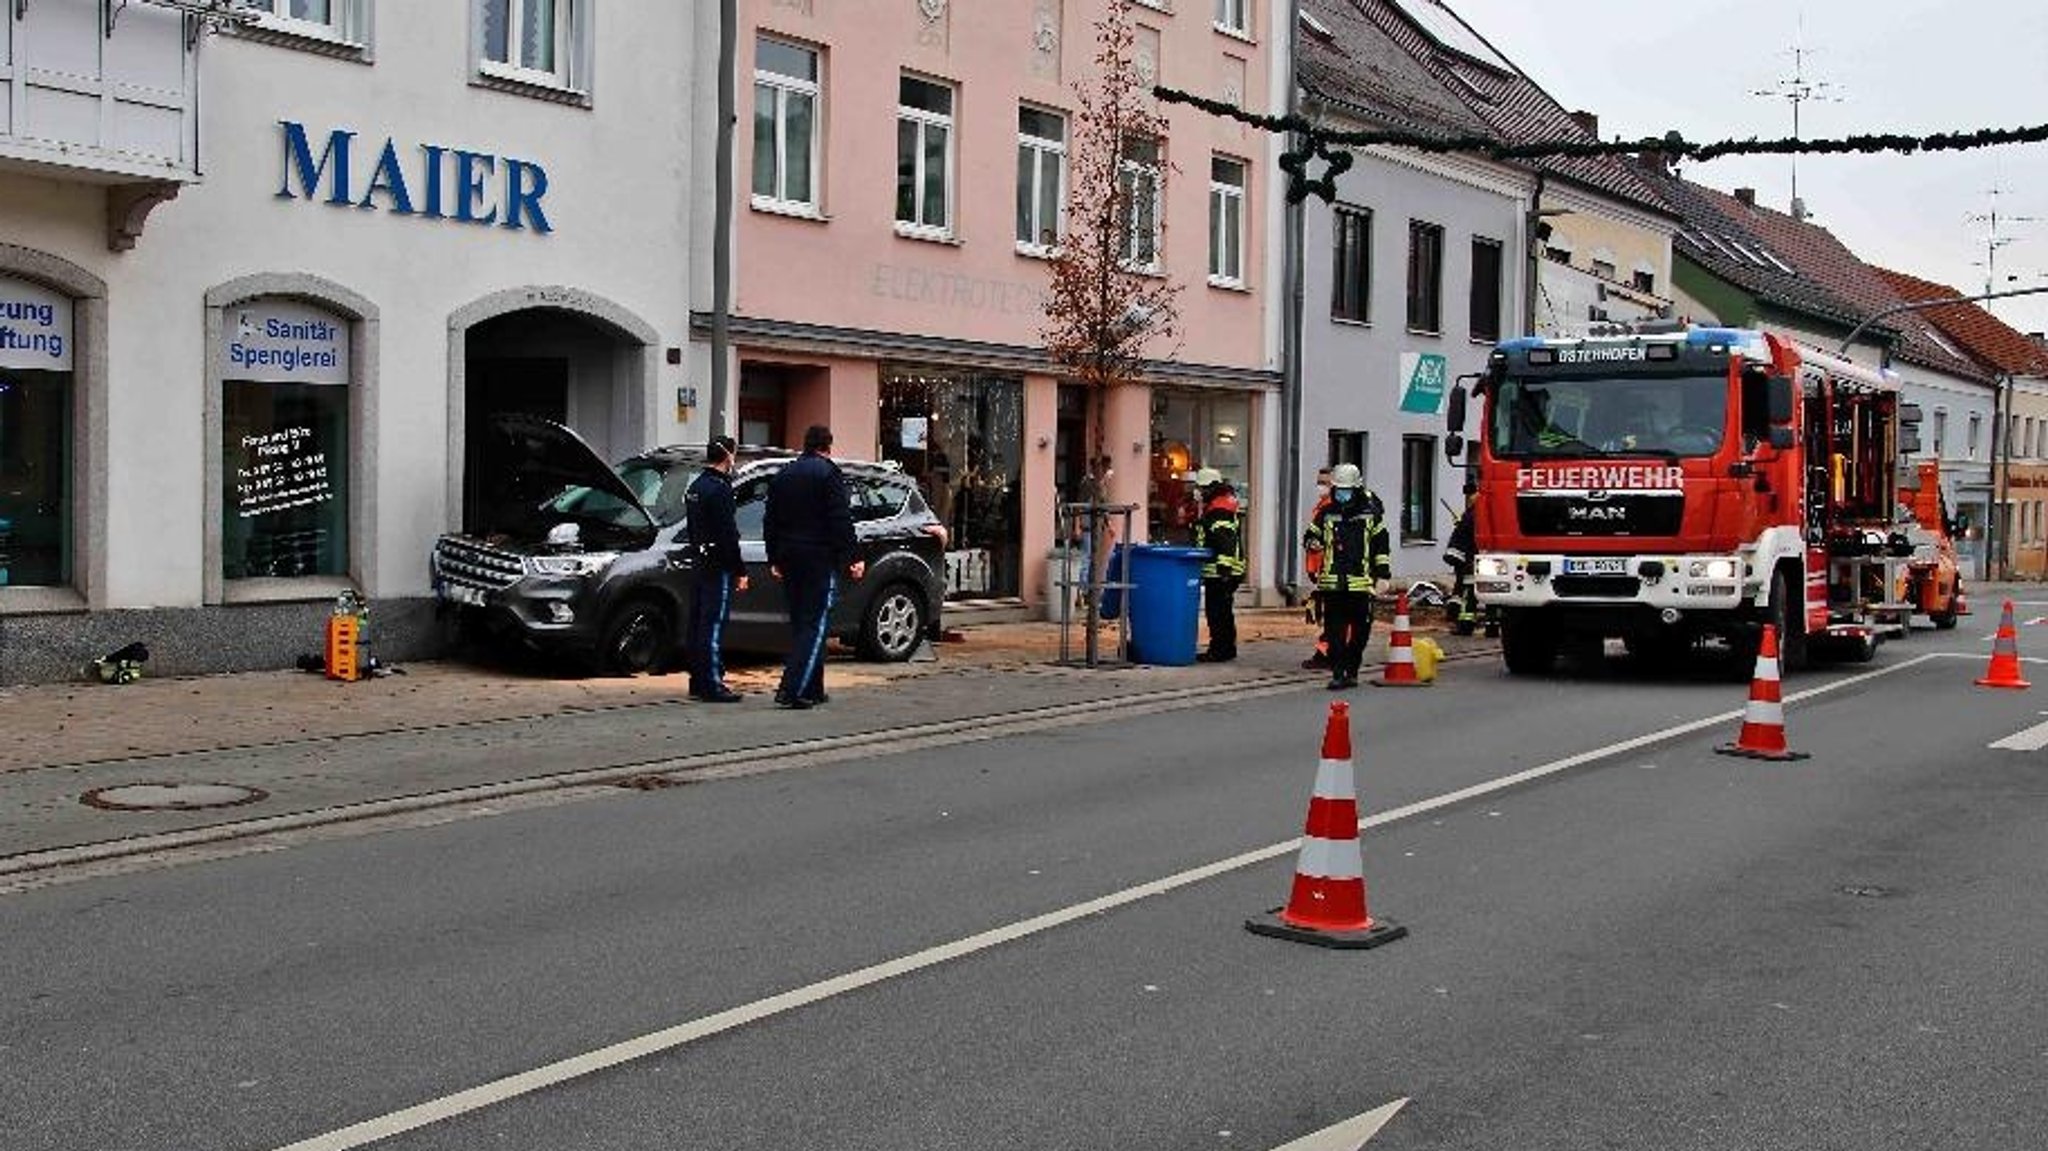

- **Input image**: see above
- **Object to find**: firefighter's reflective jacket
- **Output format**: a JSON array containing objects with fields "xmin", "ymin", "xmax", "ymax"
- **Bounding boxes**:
[
  {"xmin": 1194, "ymin": 490, "xmax": 1247, "ymax": 579},
  {"xmin": 1303, "ymin": 491, "xmax": 1391, "ymax": 593}
]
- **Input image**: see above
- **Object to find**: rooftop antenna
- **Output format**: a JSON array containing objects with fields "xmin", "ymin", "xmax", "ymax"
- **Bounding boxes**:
[
  {"xmin": 1967, "ymin": 183, "xmax": 2038, "ymax": 296},
  {"xmin": 1750, "ymin": 16, "xmax": 1841, "ymax": 221}
]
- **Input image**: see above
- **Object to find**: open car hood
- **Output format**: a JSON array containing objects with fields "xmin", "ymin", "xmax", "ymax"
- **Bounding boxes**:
[{"xmin": 472, "ymin": 414, "xmax": 656, "ymax": 548}]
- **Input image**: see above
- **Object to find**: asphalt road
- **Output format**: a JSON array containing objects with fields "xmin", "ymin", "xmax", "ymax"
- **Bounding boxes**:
[{"xmin": 3, "ymin": 625, "xmax": 2044, "ymax": 1151}]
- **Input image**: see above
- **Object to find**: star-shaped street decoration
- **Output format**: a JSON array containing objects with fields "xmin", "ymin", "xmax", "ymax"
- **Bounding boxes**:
[{"xmin": 1278, "ymin": 128, "xmax": 1354, "ymax": 205}]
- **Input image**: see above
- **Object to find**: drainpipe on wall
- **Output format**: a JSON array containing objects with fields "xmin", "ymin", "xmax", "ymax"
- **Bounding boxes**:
[
  {"xmin": 709, "ymin": 0, "xmax": 737, "ymax": 439},
  {"xmin": 1277, "ymin": 76, "xmax": 1308, "ymax": 605},
  {"xmin": 1994, "ymin": 371, "xmax": 2012, "ymax": 580}
]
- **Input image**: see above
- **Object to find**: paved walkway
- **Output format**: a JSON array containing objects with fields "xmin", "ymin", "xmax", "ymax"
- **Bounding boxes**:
[{"xmin": 0, "ymin": 609, "xmax": 1499, "ymax": 867}]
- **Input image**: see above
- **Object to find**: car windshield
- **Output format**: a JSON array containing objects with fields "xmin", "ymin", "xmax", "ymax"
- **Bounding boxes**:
[
  {"xmin": 618, "ymin": 458, "xmax": 699, "ymax": 527},
  {"xmin": 537, "ymin": 459, "xmax": 697, "ymax": 531},
  {"xmin": 1491, "ymin": 373, "xmax": 1728, "ymax": 459}
]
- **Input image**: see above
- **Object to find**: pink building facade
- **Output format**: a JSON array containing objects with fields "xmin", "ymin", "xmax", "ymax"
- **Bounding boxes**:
[{"xmin": 729, "ymin": 0, "xmax": 1283, "ymax": 616}]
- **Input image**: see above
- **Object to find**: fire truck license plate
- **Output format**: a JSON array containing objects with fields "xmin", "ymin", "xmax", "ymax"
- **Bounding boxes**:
[{"xmin": 1563, "ymin": 557, "xmax": 1628, "ymax": 576}]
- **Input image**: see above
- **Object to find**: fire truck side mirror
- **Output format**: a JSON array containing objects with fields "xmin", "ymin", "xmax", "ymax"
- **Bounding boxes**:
[
  {"xmin": 1768, "ymin": 427, "xmax": 1796, "ymax": 451},
  {"xmin": 1766, "ymin": 375, "xmax": 1795, "ymax": 425},
  {"xmin": 1446, "ymin": 385, "xmax": 1467, "ymax": 434},
  {"xmin": 1446, "ymin": 433, "xmax": 1466, "ymax": 462},
  {"xmin": 1898, "ymin": 427, "xmax": 1922, "ymax": 455}
]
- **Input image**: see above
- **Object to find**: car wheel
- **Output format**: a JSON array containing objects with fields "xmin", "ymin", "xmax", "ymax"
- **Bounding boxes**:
[
  {"xmin": 599, "ymin": 597, "xmax": 674, "ymax": 676},
  {"xmin": 858, "ymin": 583, "xmax": 927, "ymax": 662}
]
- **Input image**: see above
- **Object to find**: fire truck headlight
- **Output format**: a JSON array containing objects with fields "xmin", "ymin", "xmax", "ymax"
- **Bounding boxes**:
[
  {"xmin": 1689, "ymin": 558, "xmax": 1738, "ymax": 580},
  {"xmin": 1476, "ymin": 557, "xmax": 1509, "ymax": 578}
]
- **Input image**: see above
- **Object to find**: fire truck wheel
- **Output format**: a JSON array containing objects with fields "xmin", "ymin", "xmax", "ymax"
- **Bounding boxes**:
[
  {"xmin": 1931, "ymin": 585, "xmax": 1960, "ymax": 629},
  {"xmin": 1767, "ymin": 569, "xmax": 1808, "ymax": 673},
  {"xmin": 1500, "ymin": 610, "xmax": 1558, "ymax": 675}
]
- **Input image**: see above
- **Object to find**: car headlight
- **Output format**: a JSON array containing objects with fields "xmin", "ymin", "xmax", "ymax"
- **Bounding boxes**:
[
  {"xmin": 524, "ymin": 552, "xmax": 620, "ymax": 578},
  {"xmin": 1475, "ymin": 556, "xmax": 1509, "ymax": 578}
]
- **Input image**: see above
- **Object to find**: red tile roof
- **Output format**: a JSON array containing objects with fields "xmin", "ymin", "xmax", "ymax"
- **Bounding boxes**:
[
  {"xmin": 1703, "ymin": 189, "xmax": 1992, "ymax": 383},
  {"xmin": 1873, "ymin": 267, "xmax": 2048, "ymax": 378}
]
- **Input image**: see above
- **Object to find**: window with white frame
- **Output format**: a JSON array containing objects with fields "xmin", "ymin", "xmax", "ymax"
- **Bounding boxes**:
[
  {"xmin": 1969, "ymin": 412, "xmax": 1982, "ymax": 460},
  {"xmin": 236, "ymin": 0, "xmax": 368, "ymax": 46},
  {"xmin": 896, "ymin": 74, "xmax": 956, "ymax": 236},
  {"xmin": 1208, "ymin": 156, "xmax": 1247, "ymax": 286},
  {"xmin": 478, "ymin": 0, "xmax": 581, "ymax": 90},
  {"xmin": 1118, "ymin": 135, "xmax": 1164, "ymax": 270},
  {"xmin": 1933, "ymin": 409, "xmax": 1948, "ymax": 457},
  {"xmin": 753, "ymin": 38, "xmax": 821, "ymax": 210},
  {"xmin": 1016, "ymin": 106, "xmax": 1066, "ymax": 251},
  {"xmin": 1215, "ymin": 0, "xmax": 1249, "ymax": 36}
]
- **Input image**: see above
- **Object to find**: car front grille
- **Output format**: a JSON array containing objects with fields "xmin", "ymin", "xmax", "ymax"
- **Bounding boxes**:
[{"xmin": 434, "ymin": 536, "xmax": 524, "ymax": 591}]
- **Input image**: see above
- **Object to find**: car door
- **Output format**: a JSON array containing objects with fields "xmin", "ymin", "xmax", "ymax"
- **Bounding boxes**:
[{"xmin": 725, "ymin": 471, "xmax": 791, "ymax": 651}]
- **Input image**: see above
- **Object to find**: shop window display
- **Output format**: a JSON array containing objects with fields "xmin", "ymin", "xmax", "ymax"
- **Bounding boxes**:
[
  {"xmin": 0, "ymin": 370, "xmax": 71, "ymax": 588},
  {"xmin": 880, "ymin": 369, "xmax": 1023, "ymax": 600},
  {"xmin": 0, "ymin": 275, "xmax": 75, "ymax": 589},
  {"xmin": 220, "ymin": 299, "xmax": 351, "ymax": 581},
  {"xmin": 1149, "ymin": 390, "xmax": 1250, "ymax": 544}
]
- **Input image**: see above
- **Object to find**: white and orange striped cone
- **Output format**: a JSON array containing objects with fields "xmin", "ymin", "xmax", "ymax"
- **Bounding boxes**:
[
  {"xmin": 1975, "ymin": 599, "xmax": 2031, "ymax": 689},
  {"xmin": 1715, "ymin": 624, "xmax": 1808, "ymax": 761},
  {"xmin": 1246, "ymin": 701, "xmax": 1408, "ymax": 950},
  {"xmin": 1371, "ymin": 590, "xmax": 1426, "ymax": 687}
]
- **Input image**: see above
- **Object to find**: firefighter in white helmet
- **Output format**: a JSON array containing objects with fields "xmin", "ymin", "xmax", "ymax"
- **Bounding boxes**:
[
  {"xmin": 1301, "ymin": 462, "xmax": 1391, "ymax": 689},
  {"xmin": 1191, "ymin": 467, "xmax": 1246, "ymax": 661}
]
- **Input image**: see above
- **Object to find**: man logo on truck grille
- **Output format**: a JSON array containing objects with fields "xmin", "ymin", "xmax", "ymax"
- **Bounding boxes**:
[{"xmin": 1566, "ymin": 505, "xmax": 1626, "ymax": 522}]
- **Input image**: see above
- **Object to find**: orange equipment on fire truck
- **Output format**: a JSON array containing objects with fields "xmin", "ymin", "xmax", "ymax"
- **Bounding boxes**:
[{"xmin": 1443, "ymin": 325, "xmax": 1928, "ymax": 674}]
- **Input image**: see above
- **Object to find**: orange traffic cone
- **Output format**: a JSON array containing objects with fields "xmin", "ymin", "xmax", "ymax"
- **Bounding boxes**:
[
  {"xmin": 1716, "ymin": 624, "xmax": 1808, "ymax": 761},
  {"xmin": 1976, "ymin": 600, "xmax": 2031, "ymax": 689},
  {"xmin": 1371, "ymin": 591, "xmax": 1425, "ymax": 687},
  {"xmin": 1246, "ymin": 702, "xmax": 1408, "ymax": 950}
]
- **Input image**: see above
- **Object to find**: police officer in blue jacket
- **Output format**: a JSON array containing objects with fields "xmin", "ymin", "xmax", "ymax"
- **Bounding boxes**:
[
  {"xmin": 764, "ymin": 425, "xmax": 864, "ymax": 709},
  {"xmin": 683, "ymin": 435, "xmax": 747, "ymax": 702}
]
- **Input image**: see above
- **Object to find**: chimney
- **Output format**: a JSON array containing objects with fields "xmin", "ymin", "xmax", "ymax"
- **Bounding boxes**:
[
  {"xmin": 1569, "ymin": 110, "xmax": 1600, "ymax": 139},
  {"xmin": 1734, "ymin": 187, "xmax": 1757, "ymax": 207}
]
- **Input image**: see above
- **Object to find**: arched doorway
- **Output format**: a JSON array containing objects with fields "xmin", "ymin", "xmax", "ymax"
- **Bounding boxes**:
[{"xmin": 447, "ymin": 287, "xmax": 659, "ymax": 535}]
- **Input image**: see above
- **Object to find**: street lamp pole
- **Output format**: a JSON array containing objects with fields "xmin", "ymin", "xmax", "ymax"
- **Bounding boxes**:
[
  {"xmin": 1834, "ymin": 284, "xmax": 2048, "ymax": 356},
  {"xmin": 1834, "ymin": 285, "xmax": 2048, "ymax": 584}
]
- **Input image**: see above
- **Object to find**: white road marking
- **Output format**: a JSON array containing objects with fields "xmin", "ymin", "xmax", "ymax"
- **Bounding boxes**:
[
  {"xmin": 1990, "ymin": 712, "xmax": 2048, "ymax": 751},
  {"xmin": 270, "ymin": 655, "xmax": 1938, "ymax": 1151},
  {"xmin": 1267, "ymin": 1098, "xmax": 1410, "ymax": 1150}
]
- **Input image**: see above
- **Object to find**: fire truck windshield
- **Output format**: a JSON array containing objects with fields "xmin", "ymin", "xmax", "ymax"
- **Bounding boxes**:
[{"xmin": 1490, "ymin": 374, "xmax": 1727, "ymax": 460}]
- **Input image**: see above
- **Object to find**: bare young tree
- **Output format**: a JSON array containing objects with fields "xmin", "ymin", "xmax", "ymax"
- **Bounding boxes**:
[
  {"xmin": 1041, "ymin": 4, "xmax": 1183, "ymax": 468},
  {"xmin": 1039, "ymin": 5, "xmax": 1183, "ymax": 663}
]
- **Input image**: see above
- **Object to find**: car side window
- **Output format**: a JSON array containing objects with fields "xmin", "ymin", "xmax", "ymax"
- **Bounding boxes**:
[
  {"xmin": 734, "ymin": 476, "xmax": 770, "ymax": 540},
  {"xmin": 849, "ymin": 476, "xmax": 904, "ymax": 523}
]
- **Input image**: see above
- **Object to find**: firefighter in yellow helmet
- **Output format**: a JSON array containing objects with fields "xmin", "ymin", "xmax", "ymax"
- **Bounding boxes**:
[
  {"xmin": 1191, "ymin": 467, "xmax": 1247, "ymax": 661},
  {"xmin": 1302, "ymin": 462, "xmax": 1391, "ymax": 689}
]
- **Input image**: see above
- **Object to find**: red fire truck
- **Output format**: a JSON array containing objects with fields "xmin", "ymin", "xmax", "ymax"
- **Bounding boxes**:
[{"xmin": 1444, "ymin": 325, "xmax": 1926, "ymax": 674}]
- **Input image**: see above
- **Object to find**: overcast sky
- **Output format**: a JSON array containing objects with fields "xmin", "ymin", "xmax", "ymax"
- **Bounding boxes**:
[{"xmin": 1432, "ymin": 0, "xmax": 2048, "ymax": 337}]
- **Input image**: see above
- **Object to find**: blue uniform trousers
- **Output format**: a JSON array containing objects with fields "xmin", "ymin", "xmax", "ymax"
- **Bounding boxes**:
[{"xmin": 778, "ymin": 556, "xmax": 838, "ymax": 701}]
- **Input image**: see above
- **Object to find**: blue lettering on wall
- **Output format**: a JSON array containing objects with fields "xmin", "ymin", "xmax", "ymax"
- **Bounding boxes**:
[
  {"xmin": 454, "ymin": 150, "xmax": 497, "ymax": 225},
  {"xmin": 358, "ymin": 139, "xmax": 415, "ymax": 215},
  {"xmin": 276, "ymin": 121, "xmax": 551, "ymax": 235}
]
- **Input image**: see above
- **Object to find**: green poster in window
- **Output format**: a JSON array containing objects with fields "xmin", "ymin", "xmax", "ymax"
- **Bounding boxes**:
[{"xmin": 1398, "ymin": 352, "xmax": 1449, "ymax": 415}]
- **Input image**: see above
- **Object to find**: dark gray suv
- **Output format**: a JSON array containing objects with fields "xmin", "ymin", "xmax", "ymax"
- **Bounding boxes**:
[{"xmin": 433, "ymin": 415, "xmax": 947, "ymax": 674}]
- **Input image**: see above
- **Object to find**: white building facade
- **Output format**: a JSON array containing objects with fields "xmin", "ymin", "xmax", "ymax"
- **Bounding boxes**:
[{"xmin": 0, "ymin": 0, "xmax": 718, "ymax": 681}]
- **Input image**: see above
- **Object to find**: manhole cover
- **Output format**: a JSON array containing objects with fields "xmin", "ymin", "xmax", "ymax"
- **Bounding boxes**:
[{"xmin": 81, "ymin": 783, "xmax": 269, "ymax": 812}]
